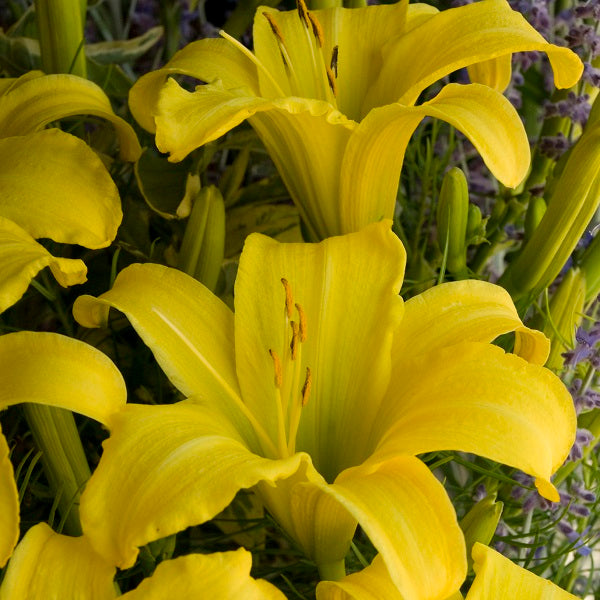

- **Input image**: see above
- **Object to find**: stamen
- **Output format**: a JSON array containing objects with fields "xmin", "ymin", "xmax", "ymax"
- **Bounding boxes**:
[
  {"xmin": 281, "ymin": 278, "xmax": 294, "ymax": 319},
  {"xmin": 290, "ymin": 321, "xmax": 299, "ymax": 359},
  {"xmin": 330, "ymin": 45, "xmax": 339, "ymax": 78},
  {"xmin": 296, "ymin": 0, "xmax": 310, "ymax": 27},
  {"xmin": 301, "ymin": 367, "xmax": 312, "ymax": 407},
  {"xmin": 308, "ymin": 13, "xmax": 325, "ymax": 47},
  {"xmin": 263, "ymin": 12, "xmax": 286, "ymax": 44},
  {"xmin": 326, "ymin": 65, "xmax": 338, "ymax": 97},
  {"xmin": 295, "ymin": 303, "xmax": 307, "ymax": 342},
  {"xmin": 269, "ymin": 349, "xmax": 283, "ymax": 388}
]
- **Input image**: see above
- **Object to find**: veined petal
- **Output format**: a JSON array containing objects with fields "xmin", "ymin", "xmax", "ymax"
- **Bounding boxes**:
[
  {"xmin": 0, "ymin": 427, "xmax": 18, "ymax": 568},
  {"xmin": 0, "ymin": 129, "xmax": 122, "ymax": 248},
  {"xmin": 0, "ymin": 523, "xmax": 116, "ymax": 600},
  {"xmin": 340, "ymin": 83, "xmax": 530, "ymax": 233},
  {"xmin": 316, "ymin": 555, "xmax": 403, "ymax": 600},
  {"xmin": 467, "ymin": 543, "xmax": 578, "ymax": 599},
  {"xmin": 321, "ymin": 456, "xmax": 466, "ymax": 600},
  {"xmin": 0, "ymin": 73, "xmax": 140, "ymax": 161},
  {"xmin": 365, "ymin": 0, "xmax": 582, "ymax": 110},
  {"xmin": 254, "ymin": 2, "xmax": 409, "ymax": 121},
  {"xmin": 72, "ymin": 263, "xmax": 251, "ymax": 435},
  {"xmin": 0, "ymin": 331, "xmax": 126, "ymax": 426},
  {"xmin": 121, "ymin": 550, "xmax": 285, "ymax": 600},
  {"xmin": 0, "ymin": 217, "xmax": 87, "ymax": 314},
  {"xmin": 80, "ymin": 401, "xmax": 308, "ymax": 568},
  {"xmin": 372, "ymin": 342, "xmax": 576, "ymax": 502},
  {"xmin": 234, "ymin": 222, "xmax": 405, "ymax": 482},
  {"xmin": 467, "ymin": 55, "xmax": 513, "ymax": 93},
  {"xmin": 391, "ymin": 280, "xmax": 550, "ymax": 367},
  {"xmin": 129, "ymin": 38, "xmax": 260, "ymax": 133}
]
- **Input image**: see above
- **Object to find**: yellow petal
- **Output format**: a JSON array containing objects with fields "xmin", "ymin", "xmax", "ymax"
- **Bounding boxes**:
[
  {"xmin": 80, "ymin": 401, "xmax": 307, "ymax": 568},
  {"xmin": 121, "ymin": 549, "xmax": 285, "ymax": 600},
  {"xmin": 129, "ymin": 37, "xmax": 260, "ymax": 133},
  {"xmin": 0, "ymin": 217, "xmax": 87, "ymax": 313},
  {"xmin": 0, "ymin": 129, "xmax": 122, "ymax": 248},
  {"xmin": 467, "ymin": 543, "xmax": 579, "ymax": 599},
  {"xmin": 0, "ymin": 331, "xmax": 126, "ymax": 426},
  {"xmin": 467, "ymin": 55, "xmax": 513, "ymax": 93},
  {"xmin": 73, "ymin": 263, "xmax": 243, "ymax": 419},
  {"xmin": 0, "ymin": 73, "xmax": 140, "ymax": 161},
  {"xmin": 0, "ymin": 427, "xmax": 19, "ymax": 568},
  {"xmin": 391, "ymin": 280, "xmax": 550, "ymax": 366},
  {"xmin": 340, "ymin": 83, "xmax": 530, "ymax": 234},
  {"xmin": 0, "ymin": 523, "xmax": 116, "ymax": 600},
  {"xmin": 316, "ymin": 555, "xmax": 404, "ymax": 600},
  {"xmin": 234, "ymin": 222, "xmax": 405, "ymax": 482},
  {"xmin": 322, "ymin": 456, "xmax": 466, "ymax": 600},
  {"xmin": 372, "ymin": 342, "xmax": 576, "ymax": 502},
  {"xmin": 253, "ymin": 2, "xmax": 409, "ymax": 121},
  {"xmin": 365, "ymin": 0, "xmax": 582, "ymax": 110}
]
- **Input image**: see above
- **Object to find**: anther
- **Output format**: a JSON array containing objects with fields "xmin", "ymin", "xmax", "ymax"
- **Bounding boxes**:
[
  {"xmin": 330, "ymin": 45, "xmax": 339, "ymax": 78},
  {"xmin": 296, "ymin": 0, "xmax": 310, "ymax": 26},
  {"xmin": 290, "ymin": 321, "xmax": 299, "ymax": 359},
  {"xmin": 269, "ymin": 349, "xmax": 283, "ymax": 388},
  {"xmin": 295, "ymin": 303, "xmax": 307, "ymax": 342},
  {"xmin": 326, "ymin": 65, "xmax": 338, "ymax": 96},
  {"xmin": 263, "ymin": 12, "xmax": 286, "ymax": 44},
  {"xmin": 281, "ymin": 278, "xmax": 294, "ymax": 319},
  {"xmin": 301, "ymin": 367, "xmax": 312, "ymax": 406},
  {"xmin": 308, "ymin": 12, "xmax": 324, "ymax": 47}
]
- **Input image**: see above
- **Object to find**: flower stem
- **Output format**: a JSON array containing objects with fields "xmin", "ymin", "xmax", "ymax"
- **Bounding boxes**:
[{"xmin": 317, "ymin": 559, "xmax": 346, "ymax": 581}]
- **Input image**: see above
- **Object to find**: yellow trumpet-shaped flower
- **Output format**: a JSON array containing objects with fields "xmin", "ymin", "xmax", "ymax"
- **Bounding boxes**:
[
  {"xmin": 0, "ymin": 72, "xmax": 141, "ymax": 312},
  {"xmin": 129, "ymin": 0, "xmax": 582, "ymax": 240},
  {"xmin": 73, "ymin": 222, "xmax": 575, "ymax": 600},
  {"xmin": 0, "ymin": 332, "xmax": 128, "ymax": 566}
]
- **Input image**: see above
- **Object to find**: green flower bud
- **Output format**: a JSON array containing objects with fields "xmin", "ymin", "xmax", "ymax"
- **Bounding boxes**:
[
  {"xmin": 460, "ymin": 494, "xmax": 503, "ymax": 571},
  {"xmin": 178, "ymin": 185, "xmax": 226, "ymax": 292},
  {"xmin": 437, "ymin": 167, "xmax": 469, "ymax": 275},
  {"xmin": 466, "ymin": 204, "xmax": 483, "ymax": 243},
  {"xmin": 579, "ymin": 232, "xmax": 600, "ymax": 304},
  {"xmin": 524, "ymin": 195, "xmax": 546, "ymax": 241},
  {"xmin": 219, "ymin": 147, "xmax": 250, "ymax": 206}
]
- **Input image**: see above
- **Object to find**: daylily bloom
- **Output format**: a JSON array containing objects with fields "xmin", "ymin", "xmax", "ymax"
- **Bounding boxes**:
[
  {"xmin": 0, "ymin": 523, "xmax": 285, "ymax": 599},
  {"xmin": 318, "ymin": 543, "xmax": 579, "ymax": 599},
  {"xmin": 129, "ymin": 0, "xmax": 582, "ymax": 240},
  {"xmin": 0, "ymin": 331, "xmax": 128, "ymax": 566},
  {"xmin": 0, "ymin": 71, "xmax": 141, "ymax": 312},
  {"xmin": 73, "ymin": 221, "xmax": 575, "ymax": 600}
]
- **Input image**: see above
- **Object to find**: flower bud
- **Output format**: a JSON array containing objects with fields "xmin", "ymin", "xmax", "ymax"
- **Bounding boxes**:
[{"xmin": 460, "ymin": 494, "xmax": 503, "ymax": 571}]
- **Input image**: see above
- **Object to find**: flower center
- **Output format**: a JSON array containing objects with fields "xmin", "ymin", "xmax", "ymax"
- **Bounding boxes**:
[{"xmin": 269, "ymin": 277, "xmax": 312, "ymax": 457}]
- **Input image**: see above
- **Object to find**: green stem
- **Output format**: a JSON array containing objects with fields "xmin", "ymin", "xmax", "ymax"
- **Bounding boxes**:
[
  {"xmin": 22, "ymin": 404, "xmax": 91, "ymax": 535},
  {"xmin": 317, "ymin": 559, "xmax": 346, "ymax": 581},
  {"xmin": 35, "ymin": 0, "xmax": 87, "ymax": 77}
]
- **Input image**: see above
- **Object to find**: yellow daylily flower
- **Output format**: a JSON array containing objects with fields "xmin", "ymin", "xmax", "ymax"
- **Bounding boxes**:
[
  {"xmin": 129, "ymin": 0, "xmax": 582, "ymax": 240},
  {"xmin": 0, "ymin": 523, "xmax": 284, "ymax": 600},
  {"xmin": 73, "ymin": 221, "xmax": 575, "ymax": 600},
  {"xmin": 317, "ymin": 543, "xmax": 579, "ymax": 599},
  {"xmin": 0, "ymin": 331, "xmax": 127, "ymax": 566},
  {"xmin": 0, "ymin": 72, "xmax": 141, "ymax": 312}
]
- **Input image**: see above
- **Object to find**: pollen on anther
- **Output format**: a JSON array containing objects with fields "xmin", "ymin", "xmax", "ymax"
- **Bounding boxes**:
[
  {"xmin": 269, "ymin": 349, "xmax": 283, "ymax": 388},
  {"xmin": 290, "ymin": 321, "xmax": 299, "ymax": 359},
  {"xmin": 326, "ymin": 65, "xmax": 338, "ymax": 96},
  {"xmin": 281, "ymin": 278, "xmax": 294, "ymax": 319},
  {"xmin": 263, "ymin": 12, "xmax": 286, "ymax": 44},
  {"xmin": 308, "ymin": 13, "xmax": 324, "ymax": 47},
  {"xmin": 301, "ymin": 367, "xmax": 312, "ymax": 406},
  {"xmin": 296, "ymin": 0, "xmax": 310, "ymax": 26},
  {"xmin": 295, "ymin": 303, "xmax": 307, "ymax": 342},
  {"xmin": 330, "ymin": 45, "xmax": 339, "ymax": 78}
]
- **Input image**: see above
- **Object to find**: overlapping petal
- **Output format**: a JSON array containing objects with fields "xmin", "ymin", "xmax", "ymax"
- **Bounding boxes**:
[
  {"xmin": 0, "ymin": 428, "xmax": 19, "ymax": 568},
  {"xmin": 0, "ymin": 331, "xmax": 126, "ymax": 426},
  {"xmin": 0, "ymin": 129, "xmax": 122, "ymax": 248},
  {"xmin": 121, "ymin": 549, "xmax": 286, "ymax": 600},
  {"xmin": 234, "ymin": 222, "xmax": 405, "ymax": 480},
  {"xmin": 371, "ymin": 342, "xmax": 575, "ymax": 502},
  {"xmin": 80, "ymin": 401, "xmax": 309, "ymax": 568},
  {"xmin": 365, "ymin": 0, "xmax": 583, "ymax": 110},
  {"xmin": 340, "ymin": 83, "xmax": 530, "ymax": 233},
  {"xmin": 0, "ymin": 73, "xmax": 141, "ymax": 161},
  {"xmin": 467, "ymin": 543, "xmax": 578, "ymax": 599},
  {"xmin": 129, "ymin": 37, "xmax": 261, "ymax": 132},
  {"xmin": 0, "ymin": 217, "xmax": 86, "ymax": 313},
  {"xmin": 391, "ymin": 280, "xmax": 550, "ymax": 366},
  {"xmin": 0, "ymin": 523, "xmax": 116, "ymax": 600}
]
